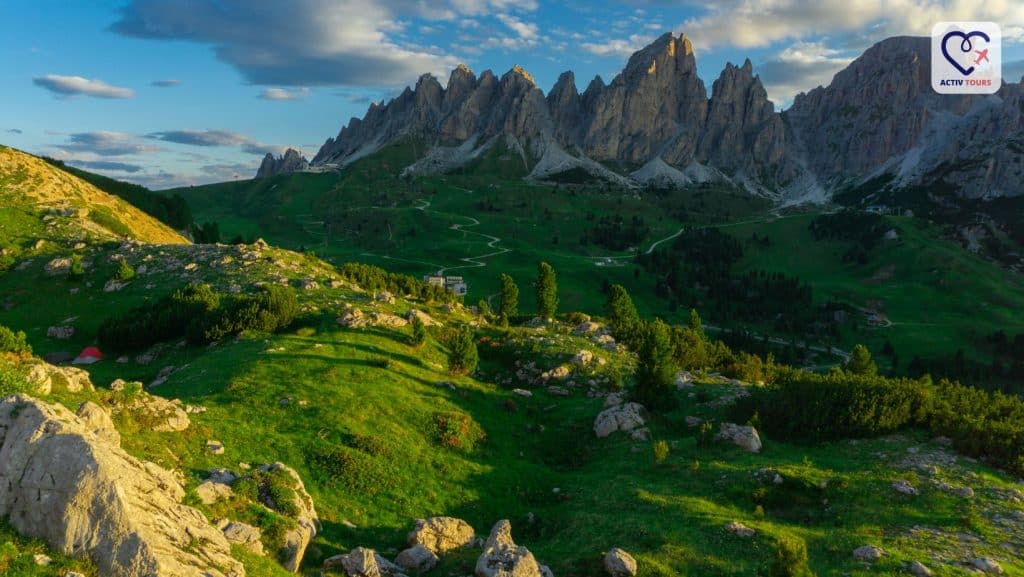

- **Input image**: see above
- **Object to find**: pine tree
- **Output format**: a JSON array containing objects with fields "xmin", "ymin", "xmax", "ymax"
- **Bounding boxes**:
[
  {"xmin": 535, "ymin": 261, "xmax": 558, "ymax": 319},
  {"xmin": 605, "ymin": 284, "xmax": 639, "ymax": 346},
  {"xmin": 635, "ymin": 319, "xmax": 678, "ymax": 411},
  {"xmin": 448, "ymin": 327, "xmax": 479, "ymax": 375},
  {"xmin": 688, "ymin": 308, "xmax": 705, "ymax": 339},
  {"xmin": 845, "ymin": 344, "xmax": 878, "ymax": 376},
  {"xmin": 410, "ymin": 315, "xmax": 427, "ymax": 348},
  {"xmin": 498, "ymin": 273, "xmax": 519, "ymax": 319}
]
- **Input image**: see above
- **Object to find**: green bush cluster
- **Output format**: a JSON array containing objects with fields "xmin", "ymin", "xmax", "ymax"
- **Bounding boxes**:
[
  {"xmin": 0, "ymin": 325, "xmax": 31, "ymax": 355},
  {"xmin": 760, "ymin": 535, "xmax": 815, "ymax": 577},
  {"xmin": 337, "ymin": 262, "xmax": 456, "ymax": 303},
  {"xmin": 303, "ymin": 443, "xmax": 396, "ymax": 494},
  {"xmin": 733, "ymin": 368, "xmax": 1024, "ymax": 476},
  {"xmin": 98, "ymin": 283, "xmax": 297, "ymax": 350},
  {"xmin": 0, "ymin": 362, "xmax": 30, "ymax": 397},
  {"xmin": 447, "ymin": 327, "xmax": 478, "ymax": 375},
  {"xmin": 732, "ymin": 368, "xmax": 930, "ymax": 442},
  {"xmin": 430, "ymin": 411, "xmax": 486, "ymax": 453}
]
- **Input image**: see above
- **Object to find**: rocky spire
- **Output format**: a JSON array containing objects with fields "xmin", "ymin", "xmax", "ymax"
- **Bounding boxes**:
[{"xmin": 256, "ymin": 148, "xmax": 308, "ymax": 178}]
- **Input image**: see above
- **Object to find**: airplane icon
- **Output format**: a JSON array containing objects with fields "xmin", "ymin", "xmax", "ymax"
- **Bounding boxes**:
[{"xmin": 974, "ymin": 49, "xmax": 990, "ymax": 65}]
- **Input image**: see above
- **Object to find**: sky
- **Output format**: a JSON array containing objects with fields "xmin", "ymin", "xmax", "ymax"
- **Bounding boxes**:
[{"xmin": 1, "ymin": 0, "xmax": 1023, "ymax": 190}]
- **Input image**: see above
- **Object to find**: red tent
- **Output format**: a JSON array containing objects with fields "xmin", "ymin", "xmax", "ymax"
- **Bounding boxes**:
[{"xmin": 72, "ymin": 346, "xmax": 104, "ymax": 365}]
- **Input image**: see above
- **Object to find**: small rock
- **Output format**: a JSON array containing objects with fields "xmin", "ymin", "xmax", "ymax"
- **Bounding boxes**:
[
  {"xmin": 714, "ymin": 423, "xmax": 762, "ymax": 453},
  {"xmin": 893, "ymin": 480, "xmax": 919, "ymax": 496},
  {"xmin": 906, "ymin": 561, "xmax": 932, "ymax": 577},
  {"xmin": 196, "ymin": 480, "xmax": 234, "ymax": 505},
  {"xmin": 603, "ymin": 548, "xmax": 637, "ymax": 577},
  {"xmin": 684, "ymin": 416, "xmax": 702, "ymax": 427},
  {"xmin": 853, "ymin": 545, "xmax": 885, "ymax": 562},
  {"xmin": 33, "ymin": 553, "xmax": 52, "ymax": 566},
  {"xmin": 512, "ymin": 388, "xmax": 533, "ymax": 398},
  {"xmin": 46, "ymin": 326, "xmax": 75, "ymax": 340},
  {"xmin": 725, "ymin": 521, "xmax": 756, "ymax": 538},
  {"xmin": 206, "ymin": 440, "xmax": 225, "ymax": 455},
  {"xmin": 395, "ymin": 544, "xmax": 439, "ymax": 573},
  {"xmin": 407, "ymin": 516, "xmax": 476, "ymax": 554},
  {"xmin": 971, "ymin": 558, "xmax": 1003, "ymax": 574}
]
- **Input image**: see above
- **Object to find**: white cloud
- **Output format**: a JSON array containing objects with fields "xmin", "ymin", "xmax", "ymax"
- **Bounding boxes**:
[
  {"xmin": 56, "ymin": 132, "xmax": 158, "ymax": 156},
  {"xmin": 33, "ymin": 75, "xmax": 134, "ymax": 99},
  {"xmin": 756, "ymin": 41, "xmax": 855, "ymax": 105},
  {"xmin": 581, "ymin": 34, "xmax": 654, "ymax": 58},
  {"xmin": 258, "ymin": 87, "xmax": 310, "ymax": 101},
  {"xmin": 114, "ymin": 0, "xmax": 526, "ymax": 87},
  {"xmin": 497, "ymin": 14, "xmax": 538, "ymax": 40},
  {"xmin": 147, "ymin": 130, "xmax": 252, "ymax": 146},
  {"xmin": 681, "ymin": 0, "xmax": 1024, "ymax": 50}
]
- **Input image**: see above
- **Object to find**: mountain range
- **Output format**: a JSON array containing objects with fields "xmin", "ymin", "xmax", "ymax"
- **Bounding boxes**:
[{"xmin": 309, "ymin": 33, "xmax": 1024, "ymax": 202}]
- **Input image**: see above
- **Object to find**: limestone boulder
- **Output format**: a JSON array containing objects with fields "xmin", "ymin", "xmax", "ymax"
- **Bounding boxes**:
[
  {"xmin": 714, "ymin": 423, "xmax": 762, "ymax": 453},
  {"xmin": 395, "ymin": 544, "xmax": 439, "ymax": 573},
  {"xmin": 0, "ymin": 395, "xmax": 244, "ymax": 577},
  {"xmin": 593, "ymin": 403, "xmax": 645, "ymax": 438},
  {"xmin": 603, "ymin": 548, "xmax": 636, "ymax": 577},
  {"xmin": 258, "ymin": 462, "xmax": 319, "ymax": 572},
  {"xmin": 24, "ymin": 362, "xmax": 94, "ymax": 394},
  {"xmin": 475, "ymin": 520, "xmax": 553, "ymax": 577},
  {"xmin": 407, "ymin": 516, "xmax": 476, "ymax": 554}
]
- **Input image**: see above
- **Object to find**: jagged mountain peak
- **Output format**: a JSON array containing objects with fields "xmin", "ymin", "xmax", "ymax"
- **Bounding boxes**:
[
  {"xmin": 256, "ymin": 148, "xmax": 308, "ymax": 179},
  {"xmin": 505, "ymin": 64, "xmax": 536, "ymax": 86},
  {"xmin": 311, "ymin": 33, "xmax": 1023, "ymax": 200}
]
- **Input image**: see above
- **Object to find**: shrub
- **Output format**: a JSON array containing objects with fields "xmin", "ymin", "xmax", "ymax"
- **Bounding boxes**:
[
  {"xmin": 99, "ymin": 283, "xmax": 298, "ymax": 350},
  {"xmin": 0, "ymin": 362, "xmax": 30, "ymax": 396},
  {"xmin": 653, "ymin": 440, "xmax": 669, "ymax": 465},
  {"xmin": 0, "ymin": 325, "xmax": 31, "ymax": 355},
  {"xmin": 68, "ymin": 254, "xmax": 85, "ymax": 279},
  {"xmin": 430, "ymin": 411, "xmax": 485, "ymax": 452},
  {"xmin": 410, "ymin": 315, "xmax": 427, "ymax": 348},
  {"xmin": 114, "ymin": 258, "xmax": 135, "ymax": 282},
  {"xmin": 731, "ymin": 368, "xmax": 930, "ymax": 442},
  {"xmin": 303, "ymin": 443, "xmax": 396, "ymax": 494},
  {"xmin": 448, "ymin": 327, "xmax": 478, "ymax": 375},
  {"xmin": 761, "ymin": 535, "xmax": 814, "ymax": 577},
  {"xmin": 634, "ymin": 319, "xmax": 678, "ymax": 411}
]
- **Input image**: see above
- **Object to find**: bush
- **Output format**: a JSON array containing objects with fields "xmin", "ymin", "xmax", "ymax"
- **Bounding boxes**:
[
  {"xmin": 448, "ymin": 327, "xmax": 478, "ymax": 375},
  {"xmin": 761, "ymin": 535, "xmax": 814, "ymax": 577},
  {"xmin": 68, "ymin": 254, "xmax": 85, "ymax": 279},
  {"xmin": 653, "ymin": 440, "xmax": 669, "ymax": 465},
  {"xmin": 410, "ymin": 315, "xmax": 427, "ymax": 348},
  {"xmin": 303, "ymin": 443, "xmax": 396, "ymax": 494},
  {"xmin": 114, "ymin": 258, "xmax": 135, "ymax": 282},
  {"xmin": 732, "ymin": 368, "xmax": 930, "ymax": 442},
  {"xmin": 0, "ymin": 362, "xmax": 30, "ymax": 396},
  {"xmin": 99, "ymin": 283, "xmax": 298, "ymax": 350},
  {"xmin": 0, "ymin": 325, "xmax": 31, "ymax": 355},
  {"xmin": 430, "ymin": 411, "xmax": 486, "ymax": 452}
]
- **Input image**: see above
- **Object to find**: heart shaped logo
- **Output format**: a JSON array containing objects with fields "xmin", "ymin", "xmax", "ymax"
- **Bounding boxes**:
[{"xmin": 941, "ymin": 30, "xmax": 990, "ymax": 76}]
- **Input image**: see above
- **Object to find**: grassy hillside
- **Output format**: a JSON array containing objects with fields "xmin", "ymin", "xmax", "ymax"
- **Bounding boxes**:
[
  {"xmin": 0, "ymin": 146, "xmax": 188, "ymax": 248},
  {"xmin": 2, "ymin": 233, "xmax": 1023, "ymax": 577},
  {"xmin": 164, "ymin": 155, "xmax": 1024, "ymax": 383}
]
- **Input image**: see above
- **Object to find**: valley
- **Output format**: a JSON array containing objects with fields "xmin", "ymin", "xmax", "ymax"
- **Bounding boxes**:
[{"xmin": 1, "ymin": 10, "xmax": 1023, "ymax": 577}]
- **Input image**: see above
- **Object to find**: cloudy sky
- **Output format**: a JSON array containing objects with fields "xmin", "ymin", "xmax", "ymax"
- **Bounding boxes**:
[{"xmin": 2, "ymin": 0, "xmax": 1022, "ymax": 189}]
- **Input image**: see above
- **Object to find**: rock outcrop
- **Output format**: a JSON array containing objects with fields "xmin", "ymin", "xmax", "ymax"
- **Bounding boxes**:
[
  {"xmin": 593, "ymin": 401, "xmax": 646, "ymax": 439},
  {"xmin": 256, "ymin": 148, "xmax": 309, "ymax": 178},
  {"xmin": 0, "ymin": 395, "xmax": 244, "ymax": 577},
  {"xmin": 475, "ymin": 520, "xmax": 553, "ymax": 577},
  {"xmin": 603, "ymin": 548, "xmax": 637, "ymax": 577},
  {"xmin": 714, "ymin": 423, "xmax": 762, "ymax": 453},
  {"xmin": 407, "ymin": 516, "xmax": 476, "ymax": 554},
  {"xmin": 257, "ymin": 462, "xmax": 319, "ymax": 572}
]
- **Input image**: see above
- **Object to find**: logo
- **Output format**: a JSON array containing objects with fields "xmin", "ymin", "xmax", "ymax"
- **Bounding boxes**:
[{"xmin": 932, "ymin": 22, "xmax": 1001, "ymax": 94}]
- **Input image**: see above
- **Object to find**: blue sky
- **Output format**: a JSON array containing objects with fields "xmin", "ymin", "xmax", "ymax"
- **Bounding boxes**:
[{"xmin": 2, "ymin": 0, "xmax": 1022, "ymax": 189}]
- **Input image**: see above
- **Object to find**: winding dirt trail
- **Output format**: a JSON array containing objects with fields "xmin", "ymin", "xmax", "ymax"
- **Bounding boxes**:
[{"xmin": 413, "ymin": 199, "xmax": 512, "ymax": 275}]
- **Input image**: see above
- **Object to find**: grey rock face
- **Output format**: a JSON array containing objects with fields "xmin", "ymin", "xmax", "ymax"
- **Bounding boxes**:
[
  {"xmin": 256, "ymin": 148, "xmax": 309, "ymax": 178},
  {"xmin": 0, "ymin": 395, "xmax": 244, "ymax": 577}
]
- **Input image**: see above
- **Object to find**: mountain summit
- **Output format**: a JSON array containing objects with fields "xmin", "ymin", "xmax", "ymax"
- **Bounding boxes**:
[{"xmin": 312, "ymin": 33, "xmax": 1023, "ymax": 201}]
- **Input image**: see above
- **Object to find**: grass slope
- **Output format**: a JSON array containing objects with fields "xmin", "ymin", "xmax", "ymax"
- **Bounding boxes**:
[
  {"xmin": 0, "ymin": 146, "xmax": 188, "ymax": 247},
  {"xmin": 2, "ymin": 239, "xmax": 1023, "ymax": 577}
]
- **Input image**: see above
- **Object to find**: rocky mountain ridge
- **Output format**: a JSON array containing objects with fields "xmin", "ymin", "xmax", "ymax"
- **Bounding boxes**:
[
  {"xmin": 256, "ymin": 148, "xmax": 309, "ymax": 178},
  {"xmin": 311, "ymin": 33, "xmax": 1023, "ymax": 201}
]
